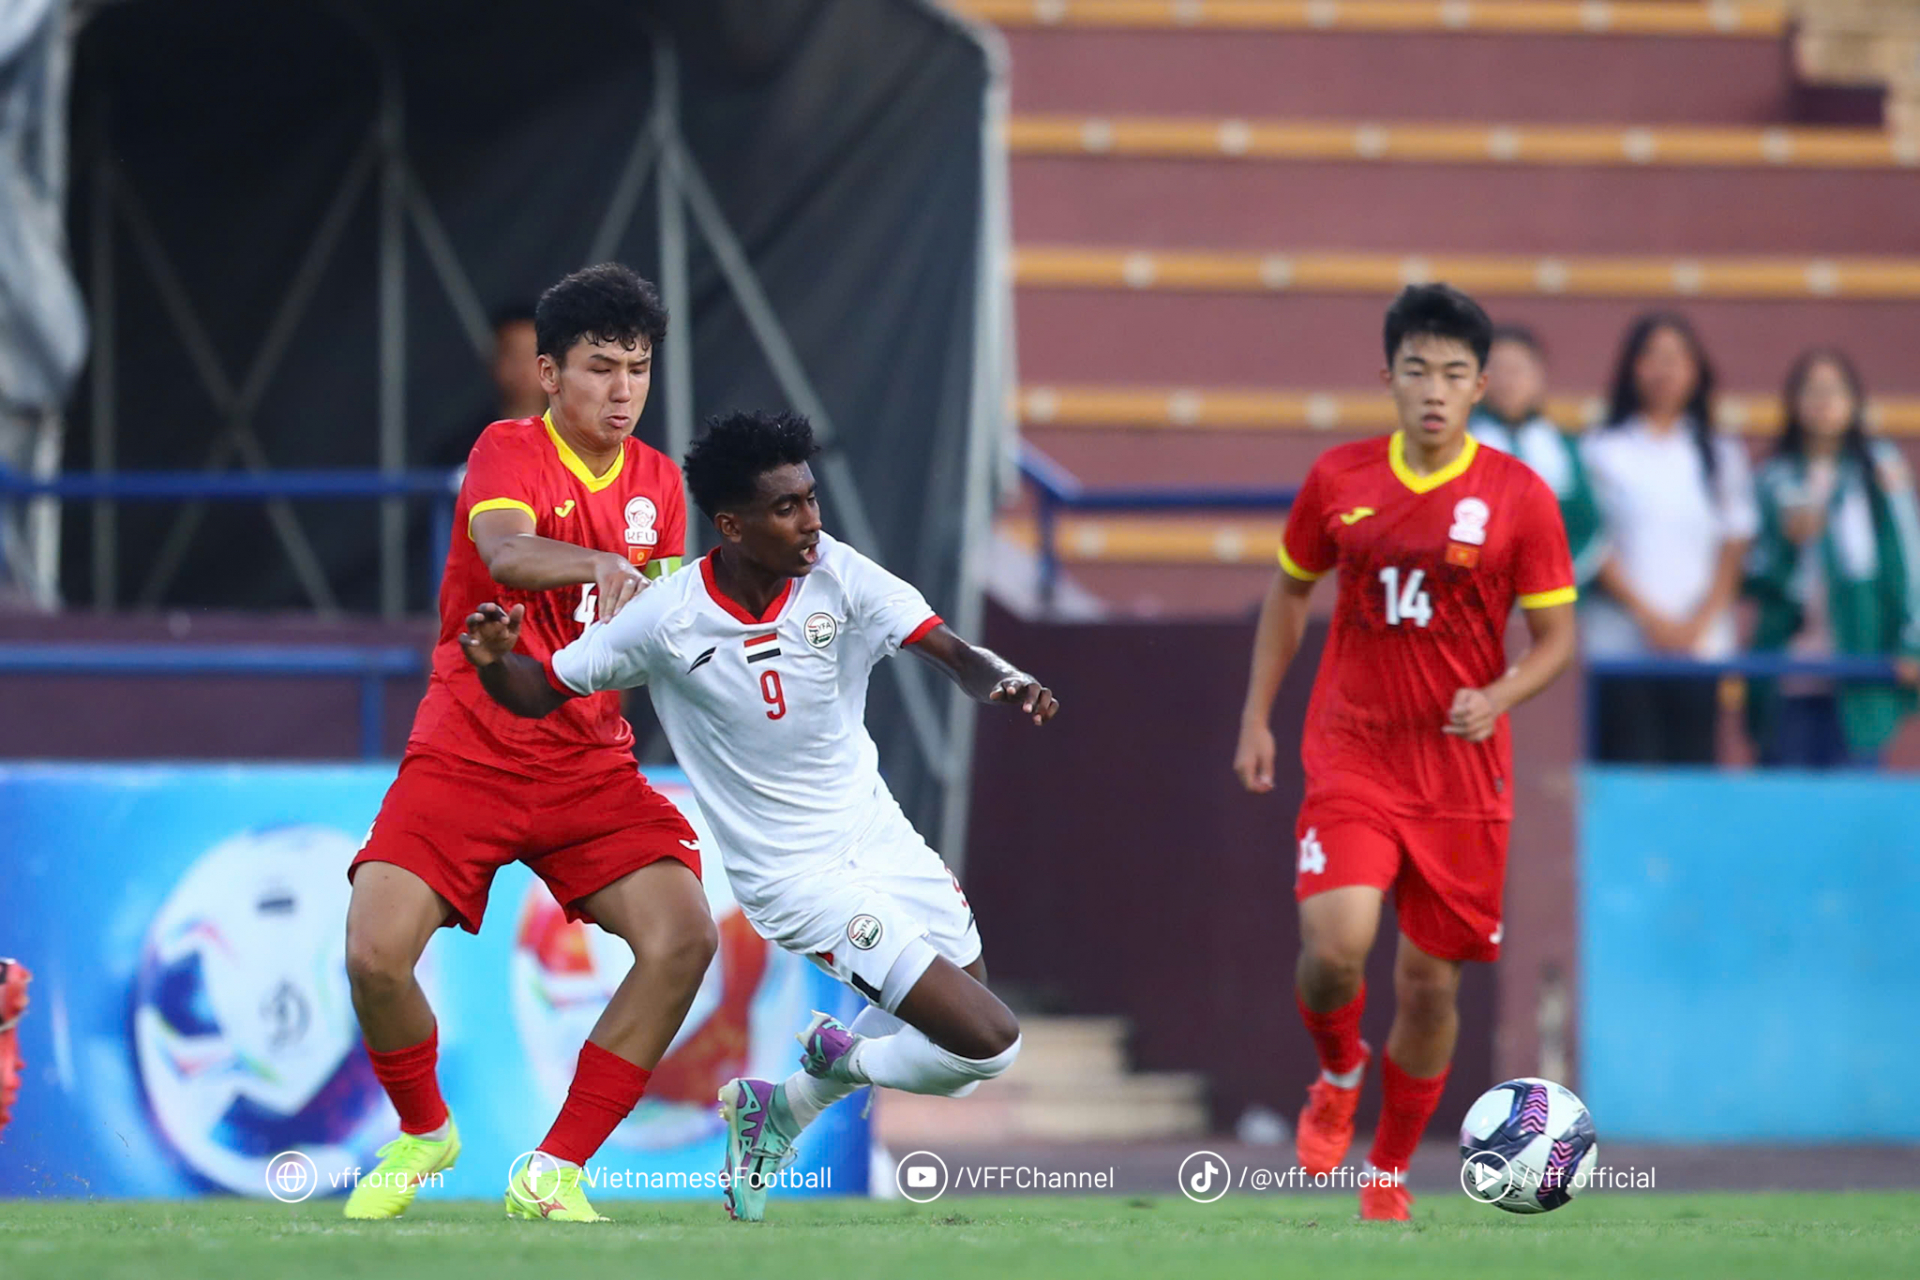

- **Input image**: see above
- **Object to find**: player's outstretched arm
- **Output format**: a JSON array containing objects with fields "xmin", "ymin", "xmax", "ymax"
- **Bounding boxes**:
[
  {"xmin": 1235, "ymin": 571, "xmax": 1316, "ymax": 793},
  {"xmin": 471, "ymin": 508, "xmax": 646, "ymax": 621},
  {"xmin": 458, "ymin": 602, "xmax": 570, "ymax": 718},
  {"xmin": 1445, "ymin": 601, "xmax": 1578, "ymax": 743},
  {"xmin": 908, "ymin": 625, "xmax": 1058, "ymax": 726}
]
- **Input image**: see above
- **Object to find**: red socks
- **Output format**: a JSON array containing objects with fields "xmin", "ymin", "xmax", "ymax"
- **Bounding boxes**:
[
  {"xmin": 538, "ymin": 1040, "xmax": 652, "ymax": 1166},
  {"xmin": 1368, "ymin": 1052, "xmax": 1450, "ymax": 1175},
  {"xmin": 367, "ymin": 1027, "xmax": 449, "ymax": 1135},
  {"xmin": 1297, "ymin": 984, "xmax": 1367, "ymax": 1076}
]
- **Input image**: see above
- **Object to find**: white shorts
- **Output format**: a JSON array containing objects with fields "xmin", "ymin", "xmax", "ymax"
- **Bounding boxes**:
[{"xmin": 751, "ymin": 830, "xmax": 981, "ymax": 1009}]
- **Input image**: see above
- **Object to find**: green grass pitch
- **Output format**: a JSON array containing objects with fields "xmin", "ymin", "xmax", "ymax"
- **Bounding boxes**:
[{"xmin": 3, "ymin": 1194, "xmax": 1915, "ymax": 1280}]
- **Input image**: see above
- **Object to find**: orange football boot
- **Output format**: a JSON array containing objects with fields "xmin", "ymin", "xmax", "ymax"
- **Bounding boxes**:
[
  {"xmin": 1359, "ymin": 1169, "xmax": 1413, "ymax": 1221},
  {"xmin": 1294, "ymin": 1041, "xmax": 1369, "ymax": 1176}
]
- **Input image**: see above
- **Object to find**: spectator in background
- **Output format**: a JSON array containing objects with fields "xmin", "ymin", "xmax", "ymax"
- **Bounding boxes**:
[
  {"xmin": 1582, "ymin": 312, "xmax": 1757, "ymax": 763},
  {"xmin": 489, "ymin": 302, "xmax": 547, "ymax": 423},
  {"xmin": 1469, "ymin": 325, "xmax": 1607, "ymax": 588},
  {"xmin": 427, "ymin": 304, "xmax": 547, "ymax": 470},
  {"xmin": 1744, "ymin": 349, "xmax": 1920, "ymax": 766}
]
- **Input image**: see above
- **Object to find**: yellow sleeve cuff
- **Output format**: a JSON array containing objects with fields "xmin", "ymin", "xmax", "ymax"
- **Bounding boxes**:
[
  {"xmin": 644, "ymin": 555, "xmax": 683, "ymax": 580},
  {"xmin": 1277, "ymin": 544, "xmax": 1326, "ymax": 582},
  {"xmin": 1519, "ymin": 585, "xmax": 1578, "ymax": 609},
  {"xmin": 467, "ymin": 497, "xmax": 538, "ymax": 539}
]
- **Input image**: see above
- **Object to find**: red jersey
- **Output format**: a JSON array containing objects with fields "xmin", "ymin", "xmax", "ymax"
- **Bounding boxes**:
[
  {"xmin": 1279, "ymin": 431, "xmax": 1575, "ymax": 821},
  {"xmin": 408, "ymin": 412, "xmax": 687, "ymax": 779}
]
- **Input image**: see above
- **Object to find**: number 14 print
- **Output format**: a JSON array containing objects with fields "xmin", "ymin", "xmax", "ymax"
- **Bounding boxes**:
[{"xmin": 1378, "ymin": 566, "xmax": 1433, "ymax": 628}]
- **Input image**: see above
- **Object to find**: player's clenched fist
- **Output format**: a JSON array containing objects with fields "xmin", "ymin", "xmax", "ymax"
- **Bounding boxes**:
[
  {"xmin": 591, "ymin": 552, "xmax": 648, "ymax": 621},
  {"xmin": 1234, "ymin": 718, "xmax": 1276, "ymax": 793},
  {"xmin": 1443, "ymin": 687, "xmax": 1501, "ymax": 743},
  {"xmin": 459, "ymin": 602, "xmax": 524, "ymax": 667},
  {"xmin": 989, "ymin": 675, "xmax": 1058, "ymax": 725}
]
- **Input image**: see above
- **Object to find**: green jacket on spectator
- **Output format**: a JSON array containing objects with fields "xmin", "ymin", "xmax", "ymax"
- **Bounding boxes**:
[
  {"xmin": 1468, "ymin": 408, "xmax": 1607, "ymax": 588},
  {"xmin": 1744, "ymin": 440, "xmax": 1920, "ymax": 757}
]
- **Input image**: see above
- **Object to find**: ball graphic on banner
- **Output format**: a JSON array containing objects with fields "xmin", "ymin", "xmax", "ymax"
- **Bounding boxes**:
[
  {"xmin": 131, "ymin": 825, "xmax": 389, "ymax": 1195},
  {"xmin": 509, "ymin": 784, "xmax": 806, "ymax": 1151}
]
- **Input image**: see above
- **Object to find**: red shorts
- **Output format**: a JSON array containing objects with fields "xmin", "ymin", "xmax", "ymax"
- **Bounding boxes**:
[
  {"xmin": 349, "ymin": 749, "xmax": 702, "ymax": 933},
  {"xmin": 1293, "ymin": 792, "xmax": 1508, "ymax": 963}
]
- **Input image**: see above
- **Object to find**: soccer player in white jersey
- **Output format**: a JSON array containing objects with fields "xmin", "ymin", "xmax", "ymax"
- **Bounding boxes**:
[{"xmin": 459, "ymin": 410, "xmax": 1059, "ymax": 1222}]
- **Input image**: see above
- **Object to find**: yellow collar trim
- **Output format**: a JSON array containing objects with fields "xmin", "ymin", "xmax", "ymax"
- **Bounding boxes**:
[
  {"xmin": 544, "ymin": 410, "xmax": 626, "ymax": 493},
  {"xmin": 1389, "ymin": 430, "xmax": 1478, "ymax": 495}
]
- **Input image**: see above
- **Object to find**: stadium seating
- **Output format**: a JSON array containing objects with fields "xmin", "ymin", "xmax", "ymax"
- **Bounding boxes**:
[{"xmin": 958, "ymin": 0, "xmax": 1920, "ymax": 614}]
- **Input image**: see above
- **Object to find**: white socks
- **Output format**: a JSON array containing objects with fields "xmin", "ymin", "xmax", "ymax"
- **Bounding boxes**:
[
  {"xmin": 775, "ymin": 1008, "xmax": 1020, "ymax": 1131},
  {"xmin": 777, "ymin": 1005, "xmax": 904, "ymax": 1131},
  {"xmin": 843, "ymin": 1026, "xmax": 1021, "ymax": 1096},
  {"xmin": 1322, "ymin": 1061, "xmax": 1366, "ymax": 1089}
]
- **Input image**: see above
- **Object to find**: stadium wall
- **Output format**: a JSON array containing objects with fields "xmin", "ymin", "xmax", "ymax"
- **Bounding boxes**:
[
  {"xmin": 1579, "ymin": 767, "xmax": 1920, "ymax": 1142},
  {"xmin": 963, "ymin": 601, "xmax": 1559, "ymax": 1134}
]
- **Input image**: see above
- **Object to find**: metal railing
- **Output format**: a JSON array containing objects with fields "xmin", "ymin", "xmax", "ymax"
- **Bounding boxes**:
[
  {"xmin": 1019, "ymin": 446, "xmax": 1298, "ymax": 609},
  {"xmin": 0, "ymin": 465, "xmax": 462, "ymax": 612},
  {"xmin": 0, "ymin": 643, "xmax": 427, "ymax": 759}
]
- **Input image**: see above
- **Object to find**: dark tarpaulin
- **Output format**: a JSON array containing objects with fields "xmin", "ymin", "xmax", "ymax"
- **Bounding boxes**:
[{"xmin": 63, "ymin": 0, "xmax": 995, "ymax": 836}]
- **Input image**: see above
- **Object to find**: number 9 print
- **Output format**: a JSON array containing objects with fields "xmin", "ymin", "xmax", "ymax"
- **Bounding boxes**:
[{"xmin": 760, "ymin": 669, "xmax": 787, "ymax": 720}]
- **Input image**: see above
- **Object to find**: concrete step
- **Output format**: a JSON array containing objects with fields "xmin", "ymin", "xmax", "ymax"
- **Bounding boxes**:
[
  {"xmin": 870, "ymin": 1012, "xmax": 1210, "ymax": 1143},
  {"xmin": 1013, "ymin": 385, "xmax": 1920, "ymax": 437},
  {"xmin": 1011, "ymin": 153, "xmax": 1920, "ymax": 254},
  {"xmin": 1015, "ymin": 245, "xmax": 1920, "ymax": 301},
  {"xmin": 1014, "ymin": 289, "xmax": 1920, "ymax": 392},
  {"xmin": 876, "ymin": 1073, "xmax": 1212, "ymax": 1144},
  {"xmin": 993, "ymin": 23, "xmax": 1801, "ymax": 124}
]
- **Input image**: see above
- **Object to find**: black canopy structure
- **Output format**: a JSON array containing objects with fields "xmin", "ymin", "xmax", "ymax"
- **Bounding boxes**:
[{"xmin": 52, "ymin": 0, "xmax": 1012, "ymax": 852}]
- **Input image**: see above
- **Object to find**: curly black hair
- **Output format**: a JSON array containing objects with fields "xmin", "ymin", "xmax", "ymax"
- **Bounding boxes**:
[
  {"xmin": 534, "ymin": 263, "xmax": 668, "ymax": 362},
  {"xmin": 683, "ymin": 410, "xmax": 821, "ymax": 522},
  {"xmin": 1383, "ymin": 283, "xmax": 1493, "ymax": 369}
]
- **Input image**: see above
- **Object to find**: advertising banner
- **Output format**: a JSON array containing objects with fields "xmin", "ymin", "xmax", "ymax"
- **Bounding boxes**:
[
  {"xmin": 0, "ymin": 762, "xmax": 868, "ymax": 1200},
  {"xmin": 1579, "ymin": 767, "xmax": 1920, "ymax": 1141}
]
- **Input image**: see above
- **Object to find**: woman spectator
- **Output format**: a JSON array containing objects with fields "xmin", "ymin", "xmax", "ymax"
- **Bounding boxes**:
[
  {"xmin": 1582, "ymin": 312, "xmax": 1757, "ymax": 763},
  {"xmin": 1744, "ymin": 349, "xmax": 1920, "ymax": 766}
]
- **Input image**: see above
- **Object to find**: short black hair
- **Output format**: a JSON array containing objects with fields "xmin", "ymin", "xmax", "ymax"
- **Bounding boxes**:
[
  {"xmin": 534, "ymin": 263, "xmax": 667, "ymax": 363},
  {"xmin": 683, "ymin": 410, "xmax": 821, "ymax": 522},
  {"xmin": 1490, "ymin": 323, "xmax": 1546, "ymax": 360},
  {"xmin": 1383, "ymin": 283, "xmax": 1493, "ymax": 369}
]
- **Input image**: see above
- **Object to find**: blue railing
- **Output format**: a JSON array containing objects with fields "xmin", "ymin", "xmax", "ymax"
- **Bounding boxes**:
[
  {"xmin": 0, "ymin": 465, "xmax": 463, "ymax": 608},
  {"xmin": 1019, "ymin": 446, "xmax": 1298, "ymax": 608},
  {"xmin": 0, "ymin": 644, "xmax": 427, "ymax": 759}
]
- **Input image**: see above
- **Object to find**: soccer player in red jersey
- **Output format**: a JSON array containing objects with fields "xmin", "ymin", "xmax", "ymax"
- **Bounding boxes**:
[
  {"xmin": 342, "ymin": 263, "xmax": 715, "ymax": 1223},
  {"xmin": 1233, "ymin": 285, "xmax": 1579, "ymax": 1221}
]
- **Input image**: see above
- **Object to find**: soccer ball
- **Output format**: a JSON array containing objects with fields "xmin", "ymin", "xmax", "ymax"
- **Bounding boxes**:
[
  {"xmin": 132, "ymin": 825, "xmax": 391, "ymax": 1195},
  {"xmin": 1458, "ymin": 1077, "xmax": 1598, "ymax": 1214}
]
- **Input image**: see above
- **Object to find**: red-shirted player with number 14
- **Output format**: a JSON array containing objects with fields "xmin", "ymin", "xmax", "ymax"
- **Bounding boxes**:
[
  {"xmin": 342, "ymin": 264, "xmax": 715, "ymax": 1225},
  {"xmin": 1234, "ymin": 284, "xmax": 1579, "ymax": 1221}
]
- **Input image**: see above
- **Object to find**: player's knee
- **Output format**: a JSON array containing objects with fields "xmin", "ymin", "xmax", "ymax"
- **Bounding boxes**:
[
  {"xmin": 634, "ymin": 913, "xmax": 718, "ymax": 990},
  {"xmin": 1298, "ymin": 944, "xmax": 1366, "ymax": 1000},
  {"xmin": 953, "ymin": 1000, "xmax": 1020, "ymax": 1062},
  {"xmin": 344, "ymin": 927, "xmax": 414, "ymax": 1000},
  {"xmin": 1393, "ymin": 957, "xmax": 1459, "ymax": 1023}
]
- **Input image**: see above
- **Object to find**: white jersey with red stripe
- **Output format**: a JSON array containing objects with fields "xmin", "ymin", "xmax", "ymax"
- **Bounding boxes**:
[{"xmin": 546, "ymin": 531, "xmax": 944, "ymax": 943}]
